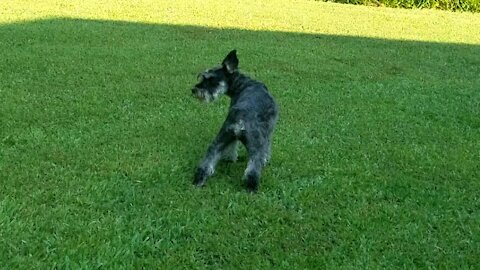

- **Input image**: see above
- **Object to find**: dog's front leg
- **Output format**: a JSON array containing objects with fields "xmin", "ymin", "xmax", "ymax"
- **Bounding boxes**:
[{"xmin": 193, "ymin": 129, "xmax": 233, "ymax": 187}]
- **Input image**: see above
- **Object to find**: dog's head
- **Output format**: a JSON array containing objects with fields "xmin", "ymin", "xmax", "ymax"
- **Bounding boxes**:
[{"xmin": 191, "ymin": 50, "xmax": 239, "ymax": 102}]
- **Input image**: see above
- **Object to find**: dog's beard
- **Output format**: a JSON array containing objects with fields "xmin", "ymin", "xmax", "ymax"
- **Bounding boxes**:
[
  {"xmin": 195, "ymin": 81, "xmax": 227, "ymax": 103},
  {"xmin": 194, "ymin": 90, "xmax": 212, "ymax": 102}
]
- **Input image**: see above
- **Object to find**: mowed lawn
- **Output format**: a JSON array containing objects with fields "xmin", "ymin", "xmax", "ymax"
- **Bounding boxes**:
[{"xmin": 1, "ymin": 0, "xmax": 480, "ymax": 268}]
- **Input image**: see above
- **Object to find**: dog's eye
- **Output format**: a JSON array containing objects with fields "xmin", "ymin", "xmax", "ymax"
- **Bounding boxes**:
[{"xmin": 204, "ymin": 77, "xmax": 217, "ymax": 85}]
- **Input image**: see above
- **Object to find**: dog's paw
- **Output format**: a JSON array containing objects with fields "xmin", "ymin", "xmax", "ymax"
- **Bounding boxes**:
[
  {"xmin": 245, "ymin": 173, "xmax": 259, "ymax": 193},
  {"xmin": 193, "ymin": 168, "xmax": 207, "ymax": 187}
]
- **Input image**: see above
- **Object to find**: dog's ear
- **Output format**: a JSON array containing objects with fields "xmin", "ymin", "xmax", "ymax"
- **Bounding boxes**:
[{"xmin": 222, "ymin": 50, "xmax": 239, "ymax": 73}]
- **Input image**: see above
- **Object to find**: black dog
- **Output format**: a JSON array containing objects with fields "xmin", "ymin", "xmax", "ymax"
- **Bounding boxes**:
[{"xmin": 191, "ymin": 50, "xmax": 279, "ymax": 192}]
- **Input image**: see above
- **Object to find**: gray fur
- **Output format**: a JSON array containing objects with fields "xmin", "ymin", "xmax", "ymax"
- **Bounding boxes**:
[{"xmin": 191, "ymin": 50, "xmax": 279, "ymax": 192}]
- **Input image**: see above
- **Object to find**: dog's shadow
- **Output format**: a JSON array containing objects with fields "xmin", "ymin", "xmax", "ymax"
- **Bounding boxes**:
[{"xmin": 212, "ymin": 154, "xmax": 250, "ymax": 190}]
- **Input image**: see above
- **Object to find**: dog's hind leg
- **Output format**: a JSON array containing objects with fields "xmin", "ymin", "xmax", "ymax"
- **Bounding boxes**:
[
  {"xmin": 242, "ymin": 133, "xmax": 269, "ymax": 192},
  {"xmin": 243, "ymin": 156, "xmax": 264, "ymax": 192}
]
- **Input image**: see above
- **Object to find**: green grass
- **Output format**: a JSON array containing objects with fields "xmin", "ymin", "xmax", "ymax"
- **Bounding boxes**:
[{"xmin": 1, "ymin": 1, "xmax": 480, "ymax": 269}]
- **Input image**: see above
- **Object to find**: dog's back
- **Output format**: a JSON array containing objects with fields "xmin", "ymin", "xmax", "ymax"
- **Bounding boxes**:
[{"xmin": 227, "ymin": 74, "xmax": 278, "ymax": 128}]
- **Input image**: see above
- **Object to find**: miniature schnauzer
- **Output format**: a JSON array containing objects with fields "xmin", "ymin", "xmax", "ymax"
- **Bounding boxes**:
[{"xmin": 191, "ymin": 50, "xmax": 278, "ymax": 192}]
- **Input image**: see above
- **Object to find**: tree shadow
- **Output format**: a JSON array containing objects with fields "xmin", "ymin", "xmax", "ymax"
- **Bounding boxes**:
[{"xmin": 1, "ymin": 18, "xmax": 479, "ymax": 190}]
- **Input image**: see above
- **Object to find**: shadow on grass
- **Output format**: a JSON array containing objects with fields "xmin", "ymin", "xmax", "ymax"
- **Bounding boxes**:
[
  {"xmin": 1, "ymin": 18, "xmax": 480, "ymax": 269},
  {"xmin": 1, "ymin": 17, "xmax": 479, "ymax": 188},
  {"xmin": 0, "ymin": 19, "xmax": 480, "ymax": 188}
]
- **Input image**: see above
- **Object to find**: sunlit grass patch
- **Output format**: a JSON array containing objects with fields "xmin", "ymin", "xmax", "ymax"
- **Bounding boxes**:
[{"xmin": 1, "ymin": 0, "xmax": 479, "ymax": 44}]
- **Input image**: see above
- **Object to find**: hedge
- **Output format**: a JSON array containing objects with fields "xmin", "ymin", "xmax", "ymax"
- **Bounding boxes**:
[{"xmin": 318, "ymin": 0, "xmax": 480, "ymax": 12}]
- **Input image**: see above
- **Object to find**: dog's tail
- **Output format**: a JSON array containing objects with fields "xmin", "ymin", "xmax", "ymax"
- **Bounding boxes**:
[{"xmin": 229, "ymin": 119, "xmax": 246, "ymax": 137}]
